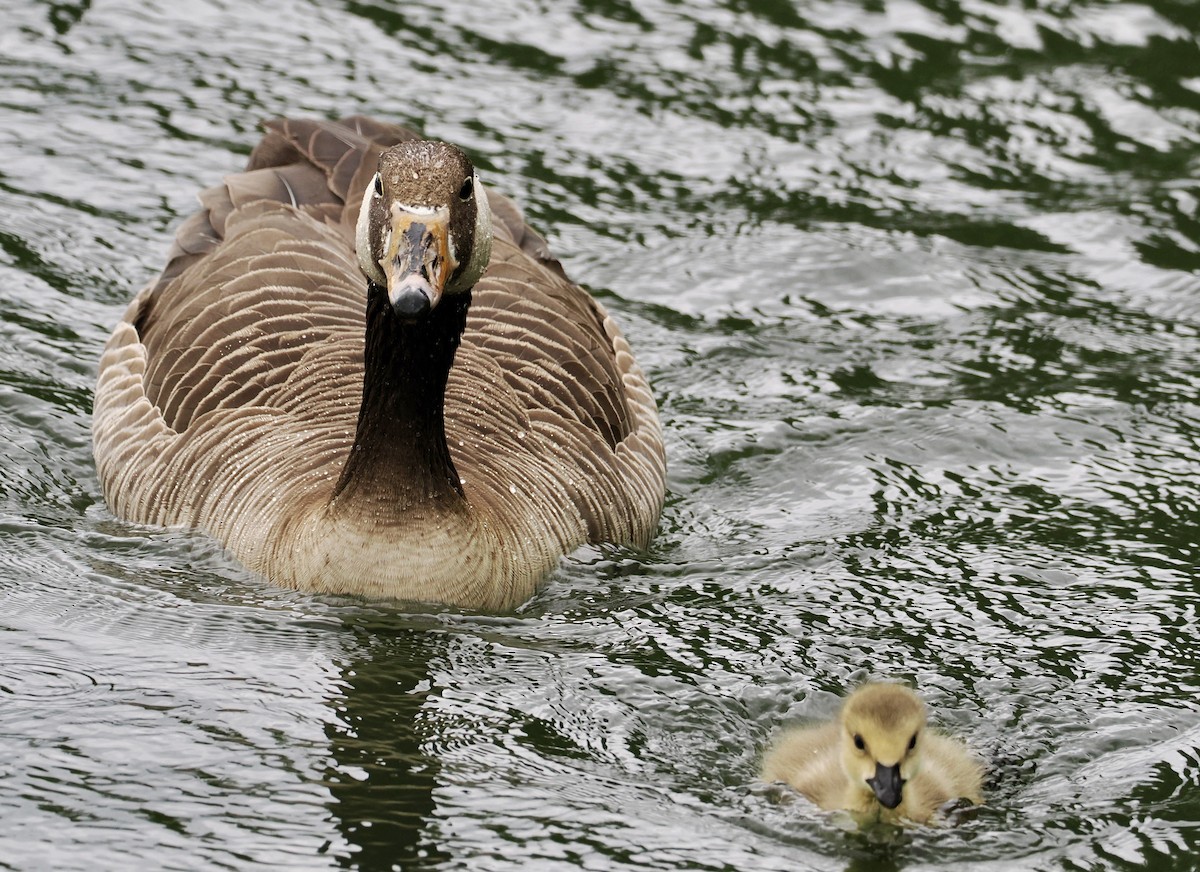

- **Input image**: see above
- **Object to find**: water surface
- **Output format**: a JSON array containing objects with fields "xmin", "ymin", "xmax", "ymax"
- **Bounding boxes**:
[{"xmin": 2, "ymin": 0, "xmax": 1199, "ymax": 869}]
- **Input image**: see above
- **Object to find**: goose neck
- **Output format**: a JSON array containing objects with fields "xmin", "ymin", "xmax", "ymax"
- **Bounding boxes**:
[{"xmin": 332, "ymin": 284, "xmax": 471, "ymax": 508}]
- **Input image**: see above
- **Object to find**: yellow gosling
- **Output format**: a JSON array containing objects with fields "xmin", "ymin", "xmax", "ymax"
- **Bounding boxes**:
[{"xmin": 762, "ymin": 683, "xmax": 983, "ymax": 824}]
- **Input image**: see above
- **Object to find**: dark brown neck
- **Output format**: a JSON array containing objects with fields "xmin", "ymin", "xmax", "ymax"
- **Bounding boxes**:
[{"xmin": 332, "ymin": 283, "xmax": 471, "ymax": 509}]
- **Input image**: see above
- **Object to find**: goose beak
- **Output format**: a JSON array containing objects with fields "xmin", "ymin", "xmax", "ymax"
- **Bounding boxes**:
[
  {"xmin": 382, "ymin": 208, "xmax": 452, "ymax": 320},
  {"xmin": 867, "ymin": 762, "xmax": 904, "ymax": 809}
]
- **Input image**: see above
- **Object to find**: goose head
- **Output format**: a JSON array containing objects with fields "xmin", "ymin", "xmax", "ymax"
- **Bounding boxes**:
[
  {"xmin": 355, "ymin": 141, "xmax": 493, "ymax": 320},
  {"xmin": 838, "ymin": 683, "xmax": 927, "ymax": 810}
]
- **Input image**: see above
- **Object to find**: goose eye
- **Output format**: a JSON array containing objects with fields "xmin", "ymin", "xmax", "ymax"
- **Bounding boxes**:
[
  {"xmin": 458, "ymin": 176, "xmax": 473, "ymax": 201},
  {"xmin": 853, "ymin": 734, "xmax": 865, "ymax": 751},
  {"xmin": 908, "ymin": 733, "xmax": 917, "ymax": 751},
  {"xmin": 373, "ymin": 175, "xmax": 383, "ymax": 197}
]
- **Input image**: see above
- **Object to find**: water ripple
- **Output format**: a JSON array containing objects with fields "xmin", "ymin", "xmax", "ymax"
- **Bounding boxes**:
[
  {"xmin": 0, "ymin": 657, "xmax": 106, "ymax": 704},
  {"xmin": 2, "ymin": 0, "xmax": 1200, "ymax": 869}
]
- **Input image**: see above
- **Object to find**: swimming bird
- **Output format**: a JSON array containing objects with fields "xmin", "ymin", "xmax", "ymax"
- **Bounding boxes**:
[
  {"xmin": 92, "ymin": 116, "xmax": 666, "ymax": 610},
  {"xmin": 761, "ymin": 683, "xmax": 983, "ymax": 823}
]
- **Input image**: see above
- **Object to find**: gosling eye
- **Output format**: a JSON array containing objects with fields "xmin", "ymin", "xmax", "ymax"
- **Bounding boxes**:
[
  {"xmin": 373, "ymin": 174, "xmax": 383, "ymax": 197},
  {"xmin": 908, "ymin": 733, "xmax": 918, "ymax": 751},
  {"xmin": 853, "ymin": 734, "xmax": 865, "ymax": 751},
  {"xmin": 458, "ymin": 176, "xmax": 474, "ymax": 201}
]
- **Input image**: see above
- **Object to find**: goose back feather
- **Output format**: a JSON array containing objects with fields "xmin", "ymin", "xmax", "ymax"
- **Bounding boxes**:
[{"xmin": 92, "ymin": 116, "xmax": 666, "ymax": 609}]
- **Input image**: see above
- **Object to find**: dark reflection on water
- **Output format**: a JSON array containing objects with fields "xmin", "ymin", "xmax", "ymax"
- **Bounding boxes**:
[
  {"xmin": 323, "ymin": 620, "xmax": 449, "ymax": 870},
  {"xmin": 2, "ymin": 0, "xmax": 1200, "ymax": 868}
]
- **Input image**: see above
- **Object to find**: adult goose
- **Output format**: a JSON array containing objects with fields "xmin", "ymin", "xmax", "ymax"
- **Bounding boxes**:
[{"xmin": 93, "ymin": 116, "xmax": 666, "ymax": 610}]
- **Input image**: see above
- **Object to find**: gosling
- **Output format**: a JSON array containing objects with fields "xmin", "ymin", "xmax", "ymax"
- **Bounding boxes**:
[{"xmin": 761, "ymin": 683, "xmax": 983, "ymax": 824}]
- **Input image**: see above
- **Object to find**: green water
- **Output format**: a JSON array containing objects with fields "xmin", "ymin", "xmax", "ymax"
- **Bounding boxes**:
[{"xmin": 1, "ymin": 0, "xmax": 1199, "ymax": 869}]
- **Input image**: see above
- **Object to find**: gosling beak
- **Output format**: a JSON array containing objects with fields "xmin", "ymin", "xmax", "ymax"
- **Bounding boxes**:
[
  {"xmin": 382, "ymin": 207, "xmax": 452, "ymax": 320},
  {"xmin": 867, "ymin": 762, "xmax": 904, "ymax": 809}
]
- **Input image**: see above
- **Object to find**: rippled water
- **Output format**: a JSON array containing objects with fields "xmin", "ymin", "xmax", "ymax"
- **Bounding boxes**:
[{"xmin": 2, "ymin": 0, "xmax": 1199, "ymax": 868}]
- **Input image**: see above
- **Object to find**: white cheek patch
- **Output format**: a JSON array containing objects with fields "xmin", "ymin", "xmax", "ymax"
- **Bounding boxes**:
[
  {"xmin": 355, "ymin": 185, "xmax": 386, "ymax": 285},
  {"xmin": 450, "ymin": 174, "xmax": 492, "ymax": 292}
]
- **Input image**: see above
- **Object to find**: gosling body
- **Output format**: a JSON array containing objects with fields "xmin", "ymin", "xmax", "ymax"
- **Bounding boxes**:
[{"xmin": 762, "ymin": 683, "xmax": 983, "ymax": 824}]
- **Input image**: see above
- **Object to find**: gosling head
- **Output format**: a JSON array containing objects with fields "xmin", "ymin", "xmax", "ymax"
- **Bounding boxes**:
[
  {"xmin": 838, "ymin": 683, "xmax": 927, "ymax": 810},
  {"xmin": 355, "ymin": 140, "xmax": 493, "ymax": 321}
]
